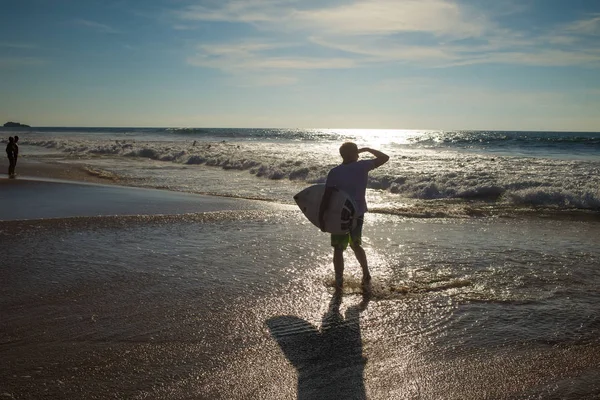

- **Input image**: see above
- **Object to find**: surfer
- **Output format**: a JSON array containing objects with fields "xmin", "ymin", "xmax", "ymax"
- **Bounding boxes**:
[
  {"xmin": 13, "ymin": 136, "xmax": 19, "ymax": 173},
  {"xmin": 319, "ymin": 142, "xmax": 389, "ymax": 291}
]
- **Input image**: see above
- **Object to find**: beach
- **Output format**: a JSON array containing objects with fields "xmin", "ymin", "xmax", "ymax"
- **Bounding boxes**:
[{"xmin": 1, "ymin": 130, "xmax": 600, "ymax": 399}]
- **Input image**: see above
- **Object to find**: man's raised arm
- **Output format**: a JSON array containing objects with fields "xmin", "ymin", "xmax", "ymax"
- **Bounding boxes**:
[{"xmin": 358, "ymin": 148, "xmax": 389, "ymax": 168}]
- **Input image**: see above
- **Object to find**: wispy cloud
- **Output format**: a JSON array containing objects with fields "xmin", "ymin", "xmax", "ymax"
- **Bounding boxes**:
[
  {"xmin": 187, "ymin": 41, "xmax": 356, "ymax": 73},
  {"xmin": 175, "ymin": 0, "xmax": 600, "ymax": 74},
  {"xmin": 293, "ymin": 0, "xmax": 487, "ymax": 38},
  {"xmin": 75, "ymin": 19, "xmax": 121, "ymax": 34},
  {"xmin": 0, "ymin": 42, "xmax": 37, "ymax": 49},
  {"xmin": 231, "ymin": 74, "xmax": 299, "ymax": 87},
  {"xmin": 177, "ymin": 0, "xmax": 488, "ymax": 37},
  {"xmin": 564, "ymin": 13, "xmax": 600, "ymax": 36},
  {"xmin": 0, "ymin": 57, "xmax": 45, "ymax": 68},
  {"xmin": 176, "ymin": 0, "xmax": 289, "ymax": 24}
]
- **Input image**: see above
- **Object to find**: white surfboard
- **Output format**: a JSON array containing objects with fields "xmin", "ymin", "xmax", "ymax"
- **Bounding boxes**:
[{"xmin": 293, "ymin": 184, "xmax": 358, "ymax": 234}]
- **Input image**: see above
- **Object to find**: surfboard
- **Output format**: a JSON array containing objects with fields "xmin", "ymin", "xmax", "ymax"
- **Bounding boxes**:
[{"xmin": 293, "ymin": 184, "xmax": 358, "ymax": 234}]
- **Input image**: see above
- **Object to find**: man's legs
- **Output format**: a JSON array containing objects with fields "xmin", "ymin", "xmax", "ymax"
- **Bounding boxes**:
[
  {"xmin": 350, "ymin": 244, "xmax": 371, "ymax": 283},
  {"xmin": 331, "ymin": 232, "xmax": 349, "ymax": 290},
  {"xmin": 331, "ymin": 214, "xmax": 371, "ymax": 289},
  {"xmin": 8, "ymin": 157, "xmax": 15, "ymax": 176},
  {"xmin": 333, "ymin": 246, "xmax": 344, "ymax": 290},
  {"xmin": 349, "ymin": 216, "xmax": 370, "ymax": 283}
]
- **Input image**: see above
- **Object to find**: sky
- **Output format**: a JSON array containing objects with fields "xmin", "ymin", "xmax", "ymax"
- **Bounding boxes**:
[{"xmin": 1, "ymin": 0, "xmax": 600, "ymax": 130}]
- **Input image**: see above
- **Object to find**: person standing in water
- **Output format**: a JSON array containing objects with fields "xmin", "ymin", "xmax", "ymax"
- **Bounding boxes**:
[
  {"xmin": 319, "ymin": 142, "xmax": 389, "ymax": 291},
  {"xmin": 5, "ymin": 137, "xmax": 17, "ymax": 177},
  {"xmin": 13, "ymin": 136, "xmax": 19, "ymax": 174}
]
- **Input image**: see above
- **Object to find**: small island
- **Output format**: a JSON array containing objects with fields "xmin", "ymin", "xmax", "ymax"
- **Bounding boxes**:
[{"xmin": 4, "ymin": 121, "xmax": 31, "ymax": 128}]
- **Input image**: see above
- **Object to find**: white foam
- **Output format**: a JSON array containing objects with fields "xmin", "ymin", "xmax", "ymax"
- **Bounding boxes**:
[{"xmin": 21, "ymin": 136, "xmax": 600, "ymax": 212}]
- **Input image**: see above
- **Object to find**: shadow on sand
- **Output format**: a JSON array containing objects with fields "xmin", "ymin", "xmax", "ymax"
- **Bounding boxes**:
[{"xmin": 267, "ymin": 290, "xmax": 371, "ymax": 400}]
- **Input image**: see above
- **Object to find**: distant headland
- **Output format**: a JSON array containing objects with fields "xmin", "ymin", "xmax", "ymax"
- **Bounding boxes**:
[{"xmin": 3, "ymin": 121, "xmax": 31, "ymax": 128}]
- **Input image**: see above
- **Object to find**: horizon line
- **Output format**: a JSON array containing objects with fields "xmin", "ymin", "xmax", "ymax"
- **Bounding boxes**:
[{"xmin": 2, "ymin": 125, "xmax": 600, "ymax": 133}]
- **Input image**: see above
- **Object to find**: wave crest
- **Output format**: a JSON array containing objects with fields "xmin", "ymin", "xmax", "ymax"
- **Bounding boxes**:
[{"xmin": 23, "ymin": 138, "xmax": 600, "ymax": 212}]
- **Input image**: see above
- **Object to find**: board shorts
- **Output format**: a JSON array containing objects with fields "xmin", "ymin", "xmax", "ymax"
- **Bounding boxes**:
[{"xmin": 331, "ymin": 215, "xmax": 364, "ymax": 250}]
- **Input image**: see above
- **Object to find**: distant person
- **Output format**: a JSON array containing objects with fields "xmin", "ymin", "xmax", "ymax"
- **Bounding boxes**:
[
  {"xmin": 319, "ymin": 143, "xmax": 389, "ymax": 291},
  {"xmin": 5, "ymin": 136, "xmax": 16, "ymax": 177},
  {"xmin": 13, "ymin": 135, "xmax": 19, "ymax": 171}
]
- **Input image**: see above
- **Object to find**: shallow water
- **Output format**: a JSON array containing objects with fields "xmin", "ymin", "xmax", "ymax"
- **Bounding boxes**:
[{"xmin": 2, "ymin": 207, "xmax": 599, "ymax": 399}]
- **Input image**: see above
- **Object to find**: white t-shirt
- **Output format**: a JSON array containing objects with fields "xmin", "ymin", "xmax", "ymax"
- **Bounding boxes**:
[{"xmin": 325, "ymin": 160, "xmax": 375, "ymax": 216}]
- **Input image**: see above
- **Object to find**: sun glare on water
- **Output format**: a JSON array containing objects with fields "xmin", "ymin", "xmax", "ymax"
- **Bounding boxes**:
[{"xmin": 322, "ymin": 129, "xmax": 427, "ymax": 146}]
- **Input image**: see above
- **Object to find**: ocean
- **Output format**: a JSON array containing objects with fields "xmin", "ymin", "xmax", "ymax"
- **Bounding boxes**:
[
  {"xmin": 1, "ymin": 127, "xmax": 599, "ymax": 399},
  {"xmin": 7, "ymin": 127, "xmax": 600, "ymax": 216}
]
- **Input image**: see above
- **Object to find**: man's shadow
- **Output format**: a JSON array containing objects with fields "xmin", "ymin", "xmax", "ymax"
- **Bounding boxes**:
[{"xmin": 267, "ymin": 290, "xmax": 371, "ymax": 400}]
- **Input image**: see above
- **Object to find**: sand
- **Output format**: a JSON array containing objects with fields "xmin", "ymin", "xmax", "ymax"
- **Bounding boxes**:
[
  {"xmin": 0, "ymin": 158, "xmax": 120, "ymax": 185},
  {"xmin": 0, "ymin": 158, "xmax": 291, "ymax": 221}
]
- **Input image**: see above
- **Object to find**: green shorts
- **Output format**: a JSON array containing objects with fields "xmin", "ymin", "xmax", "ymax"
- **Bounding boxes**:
[{"xmin": 331, "ymin": 216, "xmax": 364, "ymax": 250}]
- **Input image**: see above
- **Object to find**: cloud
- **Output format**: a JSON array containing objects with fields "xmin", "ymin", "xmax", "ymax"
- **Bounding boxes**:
[
  {"xmin": 172, "ymin": 24, "xmax": 199, "ymax": 31},
  {"xmin": 187, "ymin": 53, "xmax": 355, "ymax": 70},
  {"xmin": 176, "ymin": 0, "xmax": 289, "ymax": 24},
  {"xmin": 309, "ymin": 35, "xmax": 461, "ymax": 63},
  {"xmin": 175, "ymin": 0, "xmax": 600, "ymax": 74},
  {"xmin": 0, "ymin": 57, "xmax": 45, "ymax": 68},
  {"xmin": 564, "ymin": 14, "xmax": 600, "ymax": 36},
  {"xmin": 0, "ymin": 42, "xmax": 43, "ymax": 69},
  {"xmin": 177, "ymin": 0, "xmax": 488, "ymax": 37},
  {"xmin": 0, "ymin": 42, "xmax": 37, "ymax": 49},
  {"xmin": 187, "ymin": 41, "xmax": 356, "ymax": 73},
  {"xmin": 475, "ymin": 50, "xmax": 600, "ymax": 67},
  {"xmin": 231, "ymin": 74, "xmax": 299, "ymax": 87},
  {"xmin": 75, "ymin": 19, "xmax": 121, "ymax": 34},
  {"xmin": 293, "ymin": 0, "xmax": 487, "ymax": 38}
]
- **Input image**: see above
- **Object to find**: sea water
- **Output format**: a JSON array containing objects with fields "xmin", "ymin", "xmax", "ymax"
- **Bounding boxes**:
[
  {"xmin": 4, "ymin": 127, "xmax": 600, "ymax": 215},
  {"xmin": 1, "ymin": 127, "xmax": 599, "ymax": 399}
]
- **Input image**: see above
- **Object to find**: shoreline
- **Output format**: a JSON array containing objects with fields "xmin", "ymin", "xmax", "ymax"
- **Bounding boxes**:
[
  {"xmin": 0, "ymin": 158, "xmax": 122, "ymax": 186},
  {"xmin": 0, "ymin": 159, "xmax": 290, "ymax": 222},
  {"xmin": 2, "ymin": 157, "xmax": 599, "ymax": 223}
]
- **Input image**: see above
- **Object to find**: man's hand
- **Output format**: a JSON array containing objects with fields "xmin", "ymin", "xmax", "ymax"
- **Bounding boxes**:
[{"xmin": 357, "ymin": 147, "xmax": 389, "ymax": 168}]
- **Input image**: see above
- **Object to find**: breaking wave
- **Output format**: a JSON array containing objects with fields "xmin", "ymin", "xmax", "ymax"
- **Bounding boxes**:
[{"xmin": 21, "ymin": 137, "xmax": 600, "ymax": 213}]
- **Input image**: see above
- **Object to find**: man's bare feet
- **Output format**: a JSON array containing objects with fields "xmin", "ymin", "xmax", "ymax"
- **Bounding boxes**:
[{"xmin": 362, "ymin": 274, "xmax": 371, "ymax": 285}]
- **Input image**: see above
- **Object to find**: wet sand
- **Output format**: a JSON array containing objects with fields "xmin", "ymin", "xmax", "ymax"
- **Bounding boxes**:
[
  {"xmin": 0, "ymin": 158, "xmax": 292, "ymax": 221},
  {"xmin": 0, "ymin": 178, "xmax": 287, "ymax": 221},
  {"xmin": 1, "ymin": 158, "xmax": 600, "ymax": 399},
  {"xmin": 3, "ymin": 213, "xmax": 599, "ymax": 400},
  {"xmin": 0, "ymin": 158, "xmax": 120, "ymax": 185}
]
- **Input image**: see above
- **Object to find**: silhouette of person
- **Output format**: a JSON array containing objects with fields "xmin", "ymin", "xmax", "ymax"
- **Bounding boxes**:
[
  {"xmin": 13, "ymin": 135, "xmax": 19, "ymax": 172},
  {"xmin": 319, "ymin": 143, "xmax": 389, "ymax": 290},
  {"xmin": 267, "ymin": 291, "xmax": 371, "ymax": 400},
  {"xmin": 5, "ymin": 136, "xmax": 16, "ymax": 178}
]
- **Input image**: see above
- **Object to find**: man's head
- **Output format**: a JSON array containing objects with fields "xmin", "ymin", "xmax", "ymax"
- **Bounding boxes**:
[
  {"xmin": 14, "ymin": 136, "xmax": 19, "ymax": 143},
  {"xmin": 339, "ymin": 142, "xmax": 359, "ymax": 163},
  {"xmin": 8, "ymin": 136, "xmax": 14, "ymax": 143}
]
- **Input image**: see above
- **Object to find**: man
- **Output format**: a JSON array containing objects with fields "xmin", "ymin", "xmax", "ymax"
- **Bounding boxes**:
[
  {"xmin": 319, "ymin": 142, "xmax": 389, "ymax": 291},
  {"xmin": 5, "ymin": 136, "xmax": 16, "ymax": 177},
  {"xmin": 13, "ymin": 136, "xmax": 19, "ymax": 174}
]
